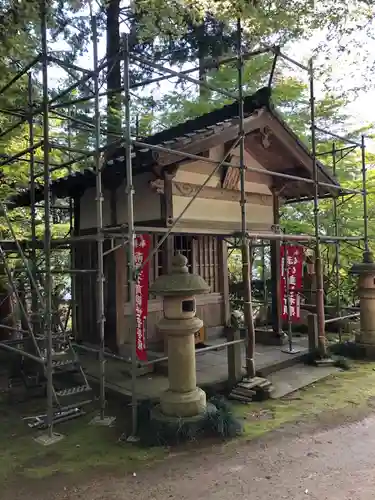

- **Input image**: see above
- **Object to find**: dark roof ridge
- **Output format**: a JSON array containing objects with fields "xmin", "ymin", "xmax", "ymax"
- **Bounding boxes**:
[{"xmin": 140, "ymin": 86, "xmax": 272, "ymax": 146}]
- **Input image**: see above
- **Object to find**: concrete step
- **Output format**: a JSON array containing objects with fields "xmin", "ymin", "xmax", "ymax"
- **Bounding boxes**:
[
  {"xmin": 266, "ymin": 363, "xmax": 339, "ymax": 399},
  {"xmin": 256, "ymin": 349, "xmax": 309, "ymax": 377}
]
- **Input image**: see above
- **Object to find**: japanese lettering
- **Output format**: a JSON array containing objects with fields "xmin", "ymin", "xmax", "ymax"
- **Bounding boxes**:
[
  {"xmin": 133, "ymin": 234, "xmax": 151, "ymax": 361},
  {"xmin": 280, "ymin": 245, "xmax": 304, "ymax": 323}
]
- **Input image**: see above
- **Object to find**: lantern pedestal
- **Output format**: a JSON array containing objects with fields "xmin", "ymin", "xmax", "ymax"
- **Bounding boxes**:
[
  {"xmin": 158, "ymin": 316, "xmax": 206, "ymax": 418},
  {"xmin": 149, "ymin": 255, "xmax": 210, "ymax": 422}
]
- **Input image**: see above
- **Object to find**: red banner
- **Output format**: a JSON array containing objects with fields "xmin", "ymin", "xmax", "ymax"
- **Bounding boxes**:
[
  {"xmin": 280, "ymin": 245, "xmax": 304, "ymax": 322},
  {"xmin": 134, "ymin": 234, "xmax": 150, "ymax": 361}
]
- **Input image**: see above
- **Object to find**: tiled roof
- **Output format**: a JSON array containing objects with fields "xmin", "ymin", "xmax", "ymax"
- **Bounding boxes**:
[{"xmin": 10, "ymin": 87, "xmax": 338, "ymax": 206}]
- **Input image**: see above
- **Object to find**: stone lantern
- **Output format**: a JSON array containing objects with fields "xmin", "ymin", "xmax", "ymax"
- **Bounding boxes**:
[
  {"xmin": 149, "ymin": 253, "xmax": 210, "ymax": 419},
  {"xmin": 350, "ymin": 251, "xmax": 375, "ymax": 357}
]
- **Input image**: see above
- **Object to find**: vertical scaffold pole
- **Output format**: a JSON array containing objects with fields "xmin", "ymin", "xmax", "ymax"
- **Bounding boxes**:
[
  {"xmin": 92, "ymin": 15, "xmax": 107, "ymax": 422},
  {"xmin": 237, "ymin": 17, "xmax": 255, "ymax": 378},
  {"xmin": 28, "ymin": 73, "xmax": 39, "ymax": 336},
  {"xmin": 309, "ymin": 58, "xmax": 326, "ymax": 356},
  {"xmin": 123, "ymin": 33, "xmax": 138, "ymax": 439},
  {"xmin": 332, "ymin": 143, "xmax": 341, "ymax": 341},
  {"xmin": 40, "ymin": 0, "xmax": 54, "ymax": 439},
  {"xmin": 361, "ymin": 134, "xmax": 370, "ymax": 260},
  {"xmin": 67, "ymin": 109, "xmax": 77, "ymax": 337}
]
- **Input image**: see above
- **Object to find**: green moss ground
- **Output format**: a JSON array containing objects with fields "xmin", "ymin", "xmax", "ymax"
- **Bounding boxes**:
[
  {"xmin": 1, "ymin": 361, "xmax": 375, "ymax": 483},
  {"xmin": 234, "ymin": 361, "xmax": 375, "ymax": 439},
  {"xmin": 0, "ymin": 400, "xmax": 164, "ymax": 482}
]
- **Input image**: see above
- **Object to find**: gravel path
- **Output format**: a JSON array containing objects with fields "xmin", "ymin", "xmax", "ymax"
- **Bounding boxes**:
[{"xmin": 7, "ymin": 412, "xmax": 375, "ymax": 499}]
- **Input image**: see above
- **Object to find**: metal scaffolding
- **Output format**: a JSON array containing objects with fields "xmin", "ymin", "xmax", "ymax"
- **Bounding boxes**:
[{"xmin": 0, "ymin": 0, "xmax": 370, "ymax": 440}]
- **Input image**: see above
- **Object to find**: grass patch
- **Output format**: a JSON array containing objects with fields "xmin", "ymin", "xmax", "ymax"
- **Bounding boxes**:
[
  {"xmin": 0, "ymin": 398, "xmax": 164, "ymax": 483},
  {"xmin": 2, "ymin": 361, "xmax": 375, "ymax": 484},
  {"xmin": 232, "ymin": 361, "xmax": 375, "ymax": 439}
]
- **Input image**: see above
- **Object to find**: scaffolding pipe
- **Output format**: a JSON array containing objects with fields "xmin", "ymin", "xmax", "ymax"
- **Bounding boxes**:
[
  {"xmin": 332, "ymin": 143, "xmax": 342, "ymax": 341},
  {"xmin": 324, "ymin": 313, "xmax": 360, "ymax": 324},
  {"xmin": 131, "ymin": 54, "xmax": 238, "ymax": 100},
  {"xmin": 0, "ymin": 228, "xmax": 368, "ymax": 251},
  {"xmin": 0, "ymin": 244, "xmax": 41, "ymax": 357},
  {"xmin": 27, "ymin": 73, "xmax": 39, "ymax": 339},
  {"xmin": 40, "ymin": 0, "xmax": 54, "ymax": 439},
  {"xmin": 261, "ymin": 44, "xmax": 309, "ymax": 71},
  {"xmin": 0, "ymin": 342, "xmax": 45, "ymax": 364},
  {"xmin": 136, "ymin": 136, "xmax": 241, "ymax": 275},
  {"xmin": 0, "ymin": 118, "xmax": 30, "ymax": 140},
  {"xmin": 268, "ymin": 52, "xmax": 278, "ymax": 88},
  {"xmin": 91, "ymin": 16, "xmax": 107, "ymax": 422},
  {"xmin": 361, "ymin": 134, "xmax": 369, "ymax": 256},
  {"xmin": 314, "ymin": 126, "xmax": 361, "ymax": 147},
  {"xmin": 73, "ymin": 337, "xmax": 246, "ymax": 367},
  {"xmin": 316, "ymin": 145, "xmax": 357, "ymax": 157},
  {"xmin": 47, "ymin": 55, "xmax": 93, "ymax": 75},
  {"xmin": 67, "ymin": 109, "xmax": 77, "ymax": 339},
  {"xmin": 309, "ymin": 59, "xmax": 326, "ymax": 355},
  {"xmin": 0, "ymin": 323, "xmax": 30, "ymax": 336},
  {"xmin": 237, "ymin": 17, "xmax": 256, "ymax": 378},
  {"xmin": 0, "ymin": 141, "xmax": 43, "ymax": 166},
  {"xmin": 0, "ymin": 107, "xmax": 26, "ymax": 118},
  {"xmin": 132, "ymin": 139, "xmax": 361, "ymax": 196},
  {"xmin": 0, "ymin": 56, "xmax": 41, "ymax": 95},
  {"xmin": 122, "ymin": 33, "xmax": 138, "ymax": 438},
  {"xmin": 32, "ymin": 137, "xmax": 123, "ymax": 178},
  {"xmin": 103, "ymin": 241, "xmax": 128, "ymax": 257},
  {"xmin": 48, "ymin": 47, "xmax": 271, "ymax": 111}
]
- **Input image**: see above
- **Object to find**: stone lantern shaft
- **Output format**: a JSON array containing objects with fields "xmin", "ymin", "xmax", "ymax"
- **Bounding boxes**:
[{"xmin": 149, "ymin": 253, "xmax": 210, "ymax": 419}]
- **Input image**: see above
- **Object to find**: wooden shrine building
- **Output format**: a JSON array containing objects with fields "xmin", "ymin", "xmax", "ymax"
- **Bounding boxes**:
[{"xmin": 13, "ymin": 87, "xmax": 339, "ymax": 356}]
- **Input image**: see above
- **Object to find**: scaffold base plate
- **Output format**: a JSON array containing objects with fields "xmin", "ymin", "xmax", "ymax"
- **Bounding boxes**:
[
  {"xmin": 126, "ymin": 434, "xmax": 140, "ymax": 443},
  {"xmin": 90, "ymin": 415, "xmax": 116, "ymax": 427},
  {"xmin": 34, "ymin": 432, "xmax": 64, "ymax": 446},
  {"xmin": 281, "ymin": 347, "xmax": 301, "ymax": 355}
]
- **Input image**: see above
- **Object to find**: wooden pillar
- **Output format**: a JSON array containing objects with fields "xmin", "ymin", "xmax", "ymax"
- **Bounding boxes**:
[
  {"xmin": 307, "ymin": 313, "xmax": 318, "ymax": 353},
  {"xmin": 270, "ymin": 191, "xmax": 282, "ymax": 336},
  {"xmin": 304, "ymin": 255, "xmax": 317, "ymax": 307},
  {"xmin": 219, "ymin": 238, "xmax": 231, "ymax": 327},
  {"xmin": 104, "ymin": 187, "xmax": 118, "ymax": 351}
]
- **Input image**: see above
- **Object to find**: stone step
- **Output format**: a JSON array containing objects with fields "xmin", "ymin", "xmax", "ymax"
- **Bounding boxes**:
[
  {"xmin": 256, "ymin": 350, "xmax": 309, "ymax": 377},
  {"xmin": 228, "ymin": 376, "xmax": 274, "ymax": 403},
  {"xmin": 266, "ymin": 363, "xmax": 339, "ymax": 399}
]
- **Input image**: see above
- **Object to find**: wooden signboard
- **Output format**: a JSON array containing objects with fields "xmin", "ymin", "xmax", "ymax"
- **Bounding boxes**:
[{"xmin": 194, "ymin": 325, "xmax": 206, "ymax": 345}]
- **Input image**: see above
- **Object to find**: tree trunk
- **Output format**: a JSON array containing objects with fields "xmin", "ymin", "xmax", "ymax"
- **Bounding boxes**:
[
  {"xmin": 197, "ymin": 22, "xmax": 209, "ymax": 101},
  {"xmin": 106, "ymin": 0, "xmax": 122, "ymax": 144}
]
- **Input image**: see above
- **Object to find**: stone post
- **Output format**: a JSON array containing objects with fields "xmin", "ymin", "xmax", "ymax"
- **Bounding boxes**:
[{"xmin": 227, "ymin": 327, "xmax": 243, "ymax": 385}]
